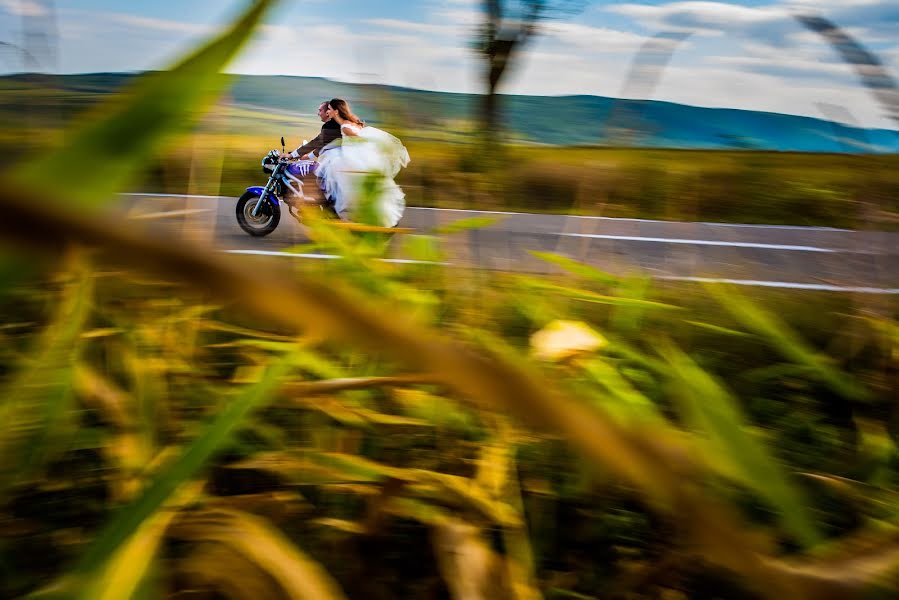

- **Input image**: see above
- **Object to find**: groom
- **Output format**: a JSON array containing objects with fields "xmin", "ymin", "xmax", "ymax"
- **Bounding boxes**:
[{"xmin": 286, "ymin": 101, "xmax": 341, "ymax": 160}]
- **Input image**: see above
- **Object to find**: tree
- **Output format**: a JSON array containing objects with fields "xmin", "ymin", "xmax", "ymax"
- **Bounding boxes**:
[{"xmin": 477, "ymin": 0, "xmax": 584, "ymax": 139}]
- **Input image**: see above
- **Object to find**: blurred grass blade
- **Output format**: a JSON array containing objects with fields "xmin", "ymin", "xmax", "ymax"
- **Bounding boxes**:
[
  {"xmin": 230, "ymin": 451, "xmax": 421, "ymax": 486},
  {"xmin": 661, "ymin": 342, "xmax": 821, "ymax": 547},
  {"xmin": 74, "ymin": 364, "xmax": 151, "ymax": 502},
  {"xmin": 392, "ymin": 389, "xmax": 478, "ymax": 434},
  {"xmin": 74, "ymin": 364, "xmax": 134, "ymax": 429},
  {"xmin": 303, "ymin": 397, "xmax": 371, "ymax": 428},
  {"xmin": 685, "ymin": 320, "xmax": 752, "ymax": 338},
  {"xmin": 706, "ymin": 284, "xmax": 867, "ymax": 401},
  {"xmin": 0, "ymin": 255, "xmax": 92, "ymax": 493},
  {"xmin": 476, "ymin": 434, "xmax": 542, "ymax": 600},
  {"xmin": 170, "ymin": 509, "xmax": 348, "ymax": 599},
  {"xmin": 178, "ymin": 544, "xmax": 286, "ymax": 599},
  {"xmin": 475, "ymin": 438, "xmax": 509, "ymax": 499},
  {"xmin": 79, "ymin": 485, "xmax": 201, "ymax": 600},
  {"xmin": 400, "ymin": 234, "xmax": 445, "ymax": 264},
  {"xmin": 413, "ymin": 471, "xmax": 522, "ymax": 527},
  {"xmin": 352, "ymin": 407, "xmax": 429, "ymax": 427},
  {"xmin": 528, "ymin": 250, "xmax": 620, "ymax": 284},
  {"xmin": 862, "ymin": 316, "xmax": 899, "ymax": 348},
  {"xmin": 199, "ymin": 320, "xmax": 299, "ymax": 342},
  {"xmin": 609, "ymin": 275, "xmax": 654, "ymax": 334},
  {"xmin": 583, "ymin": 359, "xmax": 665, "ymax": 425},
  {"xmin": 384, "ymin": 497, "xmax": 451, "ymax": 526},
  {"xmin": 9, "ymin": 0, "xmax": 277, "ymax": 209},
  {"xmin": 432, "ymin": 518, "xmax": 512, "ymax": 600},
  {"xmin": 517, "ymin": 276, "xmax": 680, "ymax": 310},
  {"xmin": 71, "ymin": 351, "xmax": 295, "ymax": 583},
  {"xmin": 433, "ymin": 216, "xmax": 502, "ymax": 234},
  {"xmin": 309, "ymin": 452, "xmax": 419, "ymax": 483}
]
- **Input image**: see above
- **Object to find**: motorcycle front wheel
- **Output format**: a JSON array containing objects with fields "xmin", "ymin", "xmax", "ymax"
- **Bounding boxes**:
[{"xmin": 236, "ymin": 192, "xmax": 280, "ymax": 237}]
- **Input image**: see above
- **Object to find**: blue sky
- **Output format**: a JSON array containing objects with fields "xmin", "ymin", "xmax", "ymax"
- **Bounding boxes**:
[{"xmin": 1, "ymin": 0, "xmax": 897, "ymax": 128}]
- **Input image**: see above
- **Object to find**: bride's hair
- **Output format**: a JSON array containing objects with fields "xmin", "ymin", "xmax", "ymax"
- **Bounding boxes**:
[{"xmin": 328, "ymin": 98, "xmax": 364, "ymax": 126}]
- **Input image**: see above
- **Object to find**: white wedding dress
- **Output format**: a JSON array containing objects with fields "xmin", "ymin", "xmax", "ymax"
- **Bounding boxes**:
[{"xmin": 317, "ymin": 123, "xmax": 410, "ymax": 227}]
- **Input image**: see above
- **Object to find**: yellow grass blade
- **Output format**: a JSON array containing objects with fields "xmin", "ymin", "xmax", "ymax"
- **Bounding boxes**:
[{"xmin": 170, "ymin": 508, "xmax": 347, "ymax": 599}]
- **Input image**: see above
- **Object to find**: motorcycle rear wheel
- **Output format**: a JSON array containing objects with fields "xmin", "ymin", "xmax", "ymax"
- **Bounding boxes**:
[{"xmin": 236, "ymin": 191, "xmax": 280, "ymax": 237}]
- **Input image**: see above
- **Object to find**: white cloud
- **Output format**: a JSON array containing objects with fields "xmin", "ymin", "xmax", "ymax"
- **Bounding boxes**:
[
  {"xmin": 607, "ymin": 1, "xmax": 789, "ymax": 31},
  {"xmin": 0, "ymin": 0, "xmax": 48, "ymax": 18},
  {"xmin": 50, "ymin": 9, "xmax": 222, "ymax": 71},
  {"xmin": 105, "ymin": 13, "xmax": 212, "ymax": 35},
  {"xmin": 433, "ymin": 8, "xmax": 480, "ymax": 28},
  {"xmin": 503, "ymin": 45, "xmax": 632, "ymax": 97},
  {"xmin": 541, "ymin": 22, "xmax": 647, "ymax": 53},
  {"xmin": 707, "ymin": 54, "xmax": 855, "ymax": 78},
  {"xmin": 230, "ymin": 21, "xmax": 478, "ymax": 94},
  {"xmin": 354, "ymin": 31, "xmax": 431, "ymax": 46},
  {"xmin": 56, "ymin": 9, "xmax": 213, "ymax": 41},
  {"xmin": 605, "ymin": 0, "xmax": 899, "ymax": 49},
  {"xmin": 363, "ymin": 18, "xmax": 456, "ymax": 36}
]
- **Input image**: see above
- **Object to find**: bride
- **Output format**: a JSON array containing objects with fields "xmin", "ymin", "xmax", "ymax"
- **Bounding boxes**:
[{"xmin": 316, "ymin": 98, "xmax": 410, "ymax": 228}]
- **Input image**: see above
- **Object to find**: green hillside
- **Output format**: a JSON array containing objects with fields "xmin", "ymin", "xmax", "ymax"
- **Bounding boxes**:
[{"xmin": 2, "ymin": 72, "xmax": 896, "ymax": 151}]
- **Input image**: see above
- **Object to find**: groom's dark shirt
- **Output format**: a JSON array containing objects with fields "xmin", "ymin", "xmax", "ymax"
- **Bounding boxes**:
[{"xmin": 292, "ymin": 119, "xmax": 341, "ymax": 158}]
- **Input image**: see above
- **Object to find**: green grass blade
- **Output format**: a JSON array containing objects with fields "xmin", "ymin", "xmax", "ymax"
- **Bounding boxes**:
[
  {"xmin": 685, "ymin": 320, "xmax": 753, "ymax": 338},
  {"xmin": 433, "ymin": 216, "xmax": 502, "ymax": 234},
  {"xmin": 528, "ymin": 250, "xmax": 620, "ymax": 284},
  {"xmin": 706, "ymin": 284, "xmax": 867, "ymax": 401},
  {"xmin": 661, "ymin": 342, "xmax": 821, "ymax": 547},
  {"xmin": 78, "ymin": 505, "xmax": 183, "ymax": 600},
  {"xmin": 609, "ymin": 275, "xmax": 654, "ymax": 334},
  {"xmin": 10, "ymin": 0, "xmax": 277, "ymax": 209},
  {"xmin": 583, "ymin": 359, "xmax": 665, "ymax": 425},
  {"xmin": 393, "ymin": 389, "xmax": 478, "ymax": 434},
  {"xmin": 516, "ymin": 276, "xmax": 681, "ymax": 310}
]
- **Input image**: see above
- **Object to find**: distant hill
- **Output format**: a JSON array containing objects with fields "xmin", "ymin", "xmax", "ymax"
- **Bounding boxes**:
[{"xmin": 2, "ymin": 72, "xmax": 897, "ymax": 152}]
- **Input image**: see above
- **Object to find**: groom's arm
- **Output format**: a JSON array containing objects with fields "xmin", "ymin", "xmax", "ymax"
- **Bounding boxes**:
[
  {"xmin": 289, "ymin": 132, "xmax": 325, "ymax": 158},
  {"xmin": 290, "ymin": 121, "xmax": 341, "ymax": 158}
]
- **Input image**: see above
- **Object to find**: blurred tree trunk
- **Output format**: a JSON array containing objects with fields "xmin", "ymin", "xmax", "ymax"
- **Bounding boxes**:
[{"xmin": 479, "ymin": 0, "xmax": 542, "ymax": 141}]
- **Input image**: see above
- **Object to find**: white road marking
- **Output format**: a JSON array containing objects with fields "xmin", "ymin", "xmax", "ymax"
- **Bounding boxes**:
[
  {"xmin": 223, "ymin": 249, "xmax": 897, "ymax": 294},
  {"xmin": 225, "ymin": 250, "xmax": 339, "ymax": 260},
  {"xmin": 223, "ymin": 249, "xmax": 448, "ymax": 265},
  {"xmin": 408, "ymin": 207, "xmax": 850, "ymax": 231},
  {"xmin": 657, "ymin": 276, "xmax": 899, "ymax": 295},
  {"xmin": 559, "ymin": 233, "xmax": 837, "ymax": 253}
]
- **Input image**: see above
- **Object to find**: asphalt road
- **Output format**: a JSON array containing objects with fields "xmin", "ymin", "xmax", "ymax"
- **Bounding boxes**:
[{"xmin": 119, "ymin": 193, "xmax": 899, "ymax": 293}]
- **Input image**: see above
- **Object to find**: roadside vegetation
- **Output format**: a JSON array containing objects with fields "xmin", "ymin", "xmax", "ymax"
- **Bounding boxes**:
[{"xmin": 0, "ymin": 2, "xmax": 897, "ymax": 600}]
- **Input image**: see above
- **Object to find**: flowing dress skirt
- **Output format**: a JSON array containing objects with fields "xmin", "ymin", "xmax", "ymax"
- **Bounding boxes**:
[{"xmin": 317, "ymin": 127, "xmax": 410, "ymax": 228}]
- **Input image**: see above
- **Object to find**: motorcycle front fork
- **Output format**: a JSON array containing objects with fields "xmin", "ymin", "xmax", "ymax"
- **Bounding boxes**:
[{"xmin": 251, "ymin": 177, "xmax": 276, "ymax": 218}]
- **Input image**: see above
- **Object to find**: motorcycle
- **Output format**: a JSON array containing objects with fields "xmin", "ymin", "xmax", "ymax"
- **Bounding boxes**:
[{"xmin": 235, "ymin": 137, "xmax": 332, "ymax": 237}]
